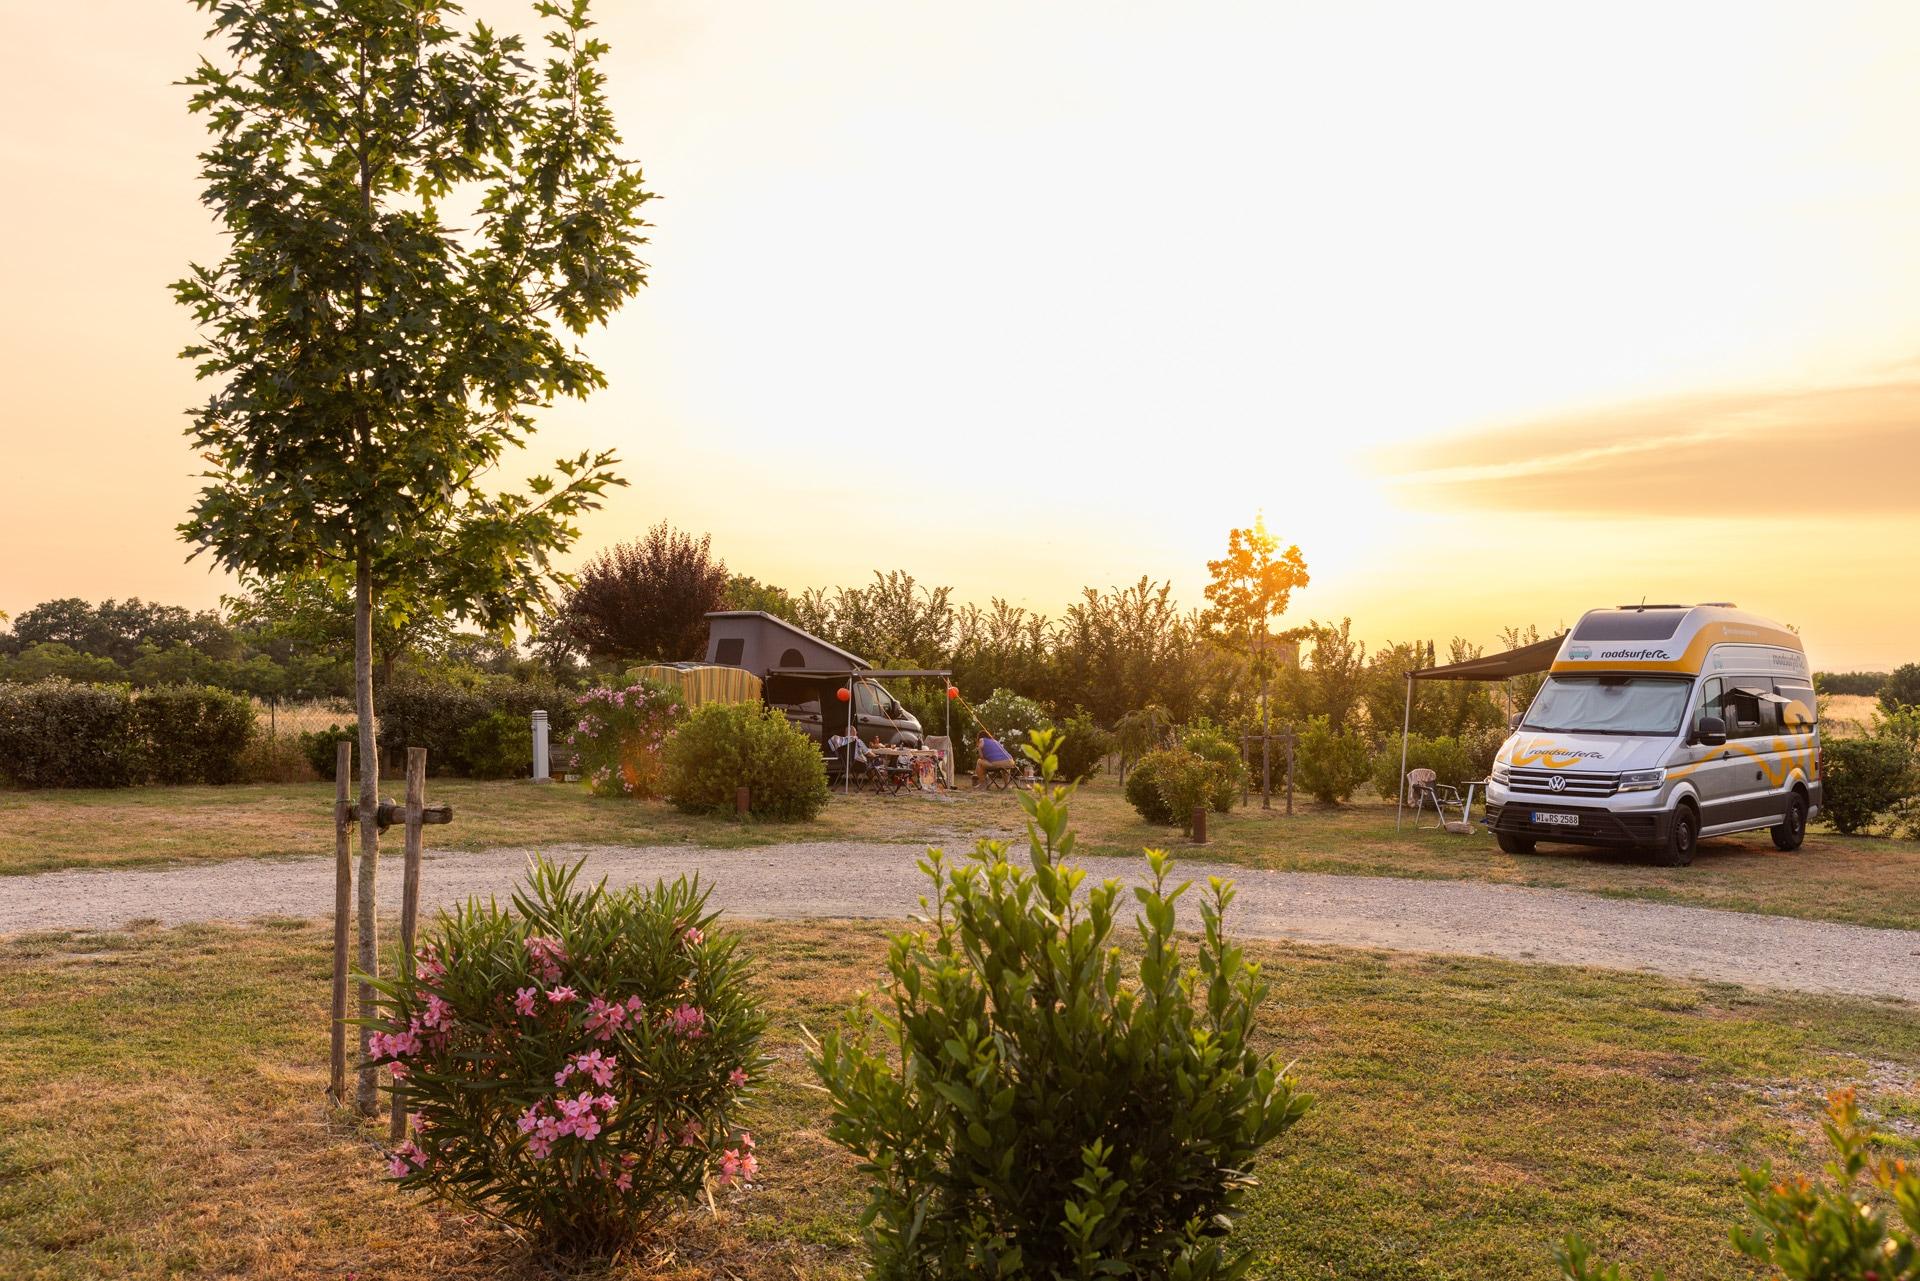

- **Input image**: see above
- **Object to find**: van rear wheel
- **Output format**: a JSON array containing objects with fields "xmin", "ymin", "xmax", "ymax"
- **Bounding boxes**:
[
  {"xmin": 1656, "ymin": 803, "xmax": 1698, "ymax": 867},
  {"xmin": 1496, "ymin": 831, "xmax": 1536, "ymax": 855},
  {"xmin": 1771, "ymin": 792, "xmax": 1808, "ymax": 852}
]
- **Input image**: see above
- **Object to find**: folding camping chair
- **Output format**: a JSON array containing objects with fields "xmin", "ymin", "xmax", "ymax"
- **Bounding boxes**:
[{"xmin": 1406, "ymin": 768, "xmax": 1476, "ymax": 834}]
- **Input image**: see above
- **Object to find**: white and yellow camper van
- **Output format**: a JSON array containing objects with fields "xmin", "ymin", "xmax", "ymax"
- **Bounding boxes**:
[{"xmin": 1484, "ymin": 604, "xmax": 1821, "ymax": 866}]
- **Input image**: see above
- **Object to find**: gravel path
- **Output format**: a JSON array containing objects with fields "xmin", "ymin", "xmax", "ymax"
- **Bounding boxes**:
[{"xmin": 6, "ymin": 842, "xmax": 1917, "ymax": 1001}]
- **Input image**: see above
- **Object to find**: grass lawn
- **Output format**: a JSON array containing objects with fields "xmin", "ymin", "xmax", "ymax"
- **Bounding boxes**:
[
  {"xmin": 4, "ymin": 777, "xmax": 1917, "ymax": 931},
  {"xmin": 0, "ymin": 917, "xmax": 1914, "ymax": 1280}
]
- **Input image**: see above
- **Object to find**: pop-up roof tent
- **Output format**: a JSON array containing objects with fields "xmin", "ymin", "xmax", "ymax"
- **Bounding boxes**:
[
  {"xmin": 703, "ymin": 611, "xmax": 954, "ymax": 792},
  {"xmin": 1392, "ymin": 632, "xmax": 1566, "ymax": 829}
]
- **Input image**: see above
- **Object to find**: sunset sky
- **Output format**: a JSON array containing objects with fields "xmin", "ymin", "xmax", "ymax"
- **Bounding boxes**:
[{"xmin": 2, "ymin": 1, "xmax": 1916, "ymax": 668}]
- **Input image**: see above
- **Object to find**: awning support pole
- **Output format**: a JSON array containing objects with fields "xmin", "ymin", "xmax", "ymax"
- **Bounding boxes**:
[{"xmin": 1394, "ymin": 672, "xmax": 1413, "ymax": 830}]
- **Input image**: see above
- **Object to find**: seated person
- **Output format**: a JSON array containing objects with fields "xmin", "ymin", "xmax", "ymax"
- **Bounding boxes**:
[{"xmin": 973, "ymin": 731, "xmax": 1016, "ymax": 786}]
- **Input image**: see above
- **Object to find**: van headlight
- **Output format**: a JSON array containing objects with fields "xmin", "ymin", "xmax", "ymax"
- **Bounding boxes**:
[
  {"xmin": 1617, "ymin": 768, "xmax": 1665, "ymax": 793},
  {"xmin": 1491, "ymin": 762, "xmax": 1511, "ymax": 784}
]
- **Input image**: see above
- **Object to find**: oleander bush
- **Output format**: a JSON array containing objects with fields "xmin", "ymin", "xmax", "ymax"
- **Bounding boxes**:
[
  {"xmin": 566, "ymin": 681, "xmax": 683, "ymax": 798},
  {"xmin": 364, "ymin": 857, "xmax": 768, "ymax": 1258},
  {"xmin": 1557, "ymin": 1089, "xmax": 1918, "ymax": 1281},
  {"xmin": 813, "ymin": 729, "xmax": 1311, "ymax": 1277},
  {"xmin": 130, "ymin": 684, "xmax": 255, "ymax": 784},
  {"xmin": 1183, "ymin": 721, "xmax": 1250, "ymax": 797},
  {"xmin": 662, "ymin": 701, "xmax": 828, "ymax": 820}
]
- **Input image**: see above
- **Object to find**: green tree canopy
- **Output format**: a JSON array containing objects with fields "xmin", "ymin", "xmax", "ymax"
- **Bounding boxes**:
[{"xmin": 176, "ymin": 0, "xmax": 653, "ymax": 1115}]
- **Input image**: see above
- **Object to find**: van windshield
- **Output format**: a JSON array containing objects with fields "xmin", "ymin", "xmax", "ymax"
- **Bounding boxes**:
[{"xmin": 1521, "ymin": 675, "xmax": 1693, "ymax": 736}]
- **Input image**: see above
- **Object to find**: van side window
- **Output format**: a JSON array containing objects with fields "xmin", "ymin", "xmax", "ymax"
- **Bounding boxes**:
[
  {"xmin": 1774, "ymin": 682, "xmax": 1817, "ymax": 734},
  {"xmin": 714, "ymin": 637, "xmax": 745, "ymax": 666},
  {"xmin": 855, "ymin": 681, "xmax": 888, "ymax": 717},
  {"xmin": 1721, "ymin": 686, "xmax": 1773, "ymax": 738},
  {"xmin": 1694, "ymin": 678, "xmax": 1722, "ymax": 738}
]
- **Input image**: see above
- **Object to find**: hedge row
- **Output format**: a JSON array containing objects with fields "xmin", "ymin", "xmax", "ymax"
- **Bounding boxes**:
[{"xmin": 0, "ymin": 680, "xmax": 255, "ymax": 788}]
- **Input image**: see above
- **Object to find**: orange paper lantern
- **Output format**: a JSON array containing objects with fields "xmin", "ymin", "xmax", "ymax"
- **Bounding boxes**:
[
  {"xmin": 835, "ymin": 686, "xmax": 851, "ymax": 702},
  {"xmin": 946, "ymin": 685, "xmax": 959, "ymax": 699}
]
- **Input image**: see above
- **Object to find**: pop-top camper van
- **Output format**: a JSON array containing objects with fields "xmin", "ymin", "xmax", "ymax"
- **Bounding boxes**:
[{"xmin": 1484, "ymin": 604, "xmax": 1820, "ymax": 866}]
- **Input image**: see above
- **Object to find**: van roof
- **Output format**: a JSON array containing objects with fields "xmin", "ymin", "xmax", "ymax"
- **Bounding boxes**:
[{"xmin": 1551, "ymin": 604, "xmax": 1803, "ymax": 676}]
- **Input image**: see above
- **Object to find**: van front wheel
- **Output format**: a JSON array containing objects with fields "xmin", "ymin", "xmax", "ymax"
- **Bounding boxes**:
[
  {"xmin": 1496, "ymin": 831, "xmax": 1536, "ymax": 855},
  {"xmin": 1771, "ymin": 792, "xmax": 1808, "ymax": 852},
  {"xmin": 1657, "ymin": 803, "xmax": 1698, "ymax": 867}
]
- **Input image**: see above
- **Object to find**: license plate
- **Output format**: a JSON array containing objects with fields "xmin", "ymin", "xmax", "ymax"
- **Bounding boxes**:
[{"xmin": 1530, "ymin": 811, "xmax": 1580, "ymax": 827}]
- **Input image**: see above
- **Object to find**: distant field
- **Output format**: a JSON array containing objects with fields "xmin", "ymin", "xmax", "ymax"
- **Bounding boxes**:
[
  {"xmin": 1821, "ymin": 692, "xmax": 1881, "ymax": 737},
  {"xmin": 3, "ymin": 777, "xmax": 1917, "ymax": 931}
]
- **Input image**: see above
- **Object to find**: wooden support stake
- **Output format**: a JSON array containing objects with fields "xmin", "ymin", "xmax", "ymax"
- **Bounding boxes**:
[
  {"xmin": 1285, "ymin": 727, "xmax": 1296, "ymax": 816},
  {"xmin": 329, "ymin": 739, "xmax": 352, "ymax": 1106},
  {"xmin": 390, "ymin": 747, "xmax": 427, "ymax": 1143},
  {"xmin": 1191, "ymin": 805, "xmax": 1208, "ymax": 845}
]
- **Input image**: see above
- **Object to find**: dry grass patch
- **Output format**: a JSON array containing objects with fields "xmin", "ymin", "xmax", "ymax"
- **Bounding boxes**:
[{"xmin": 0, "ymin": 917, "xmax": 1915, "ymax": 1280}]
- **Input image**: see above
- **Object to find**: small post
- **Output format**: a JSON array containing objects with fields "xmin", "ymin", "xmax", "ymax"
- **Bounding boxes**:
[
  {"xmin": 1240, "ymin": 734, "xmax": 1250, "ymax": 807},
  {"xmin": 329, "ymin": 739, "xmax": 352, "ymax": 1106},
  {"xmin": 531, "ymin": 710, "xmax": 551, "ymax": 783},
  {"xmin": 1285, "ymin": 726, "xmax": 1295, "ymax": 816},
  {"xmin": 1261, "ymin": 733, "xmax": 1272, "ymax": 810},
  {"xmin": 1191, "ymin": 805, "xmax": 1208, "ymax": 845},
  {"xmin": 735, "ymin": 785, "xmax": 750, "ymax": 817},
  {"xmin": 391, "ymin": 747, "xmax": 427, "ymax": 1142}
]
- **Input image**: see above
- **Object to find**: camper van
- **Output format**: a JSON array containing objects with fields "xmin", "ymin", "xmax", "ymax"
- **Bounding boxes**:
[{"xmin": 1484, "ymin": 605, "xmax": 1821, "ymax": 866}]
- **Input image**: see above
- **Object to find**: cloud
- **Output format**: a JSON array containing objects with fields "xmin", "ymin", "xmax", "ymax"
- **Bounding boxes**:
[{"xmin": 1384, "ymin": 377, "xmax": 1920, "ymax": 515}]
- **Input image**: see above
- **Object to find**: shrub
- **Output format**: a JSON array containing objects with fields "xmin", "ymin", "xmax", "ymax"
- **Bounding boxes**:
[
  {"xmin": 975, "ymin": 687, "xmax": 1050, "ymax": 749},
  {"xmin": 0, "ymin": 680, "xmax": 142, "ymax": 788},
  {"xmin": 1114, "ymin": 704, "xmax": 1173, "ymax": 778},
  {"xmin": 1880, "ymin": 661, "xmax": 1920, "ymax": 714},
  {"xmin": 663, "ymin": 702, "xmax": 829, "ymax": 820},
  {"xmin": 1295, "ymin": 715, "xmax": 1371, "ymax": 804},
  {"xmin": 1183, "ymin": 722, "xmax": 1249, "ymax": 800},
  {"xmin": 299, "ymin": 723, "xmax": 358, "ymax": 777},
  {"xmin": 130, "ymin": 684, "xmax": 255, "ymax": 784},
  {"xmin": 567, "ymin": 681, "xmax": 683, "ymax": 798},
  {"xmin": 459, "ymin": 709, "xmax": 533, "ymax": 780},
  {"xmin": 1123, "ymin": 748, "xmax": 1178, "ymax": 824},
  {"xmin": 378, "ymin": 681, "xmax": 489, "ymax": 773},
  {"xmin": 1558, "ymin": 1089, "xmax": 1917, "ymax": 1281},
  {"xmin": 366, "ymin": 858, "xmax": 768, "ymax": 1257},
  {"xmin": 812, "ymin": 730, "xmax": 1310, "ymax": 1277},
  {"xmin": 1820, "ymin": 735, "xmax": 1914, "ymax": 835},
  {"xmin": 1051, "ymin": 709, "xmax": 1116, "ymax": 782},
  {"xmin": 1371, "ymin": 733, "xmax": 1476, "ymax": 803}
]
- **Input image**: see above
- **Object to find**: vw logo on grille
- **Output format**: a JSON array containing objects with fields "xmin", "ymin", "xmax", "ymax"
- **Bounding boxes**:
[{"xmin": 1548, "ymin": 775, "xmax": 1567, "ymax": 793}]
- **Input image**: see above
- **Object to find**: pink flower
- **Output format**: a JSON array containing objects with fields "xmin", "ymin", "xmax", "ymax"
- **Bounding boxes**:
[
  {"xmin": 718, "ymin": 1139, "xmax": 759, "ymax": 1186},
  {"xmin": 667, "ymin": 1003, "xmax": 705, "ymax": 1039},
  {"xmin": 514, "ymin": 986, "xmax": 538, "ymax": 1016},
  {"xmin": 524, "ymin": 936, "xmax": 567, "ymax": 983},
  {"xmin": 679, "ymin": 1119, "xmax": 701, "ymax": 1147},
  {"xmin": 729, "ymin": 1068, "xmax": 748, "ymax": 1088},
  {"xmin": 419, "ymin": 994, "xmax": 453, "ymax": 1031},
  {"xmin": 388, "ymin": 1140, "xmax": 426, "ymax": 1178},
  {"xmin": 547, "ymin": 986, "xmax": 578, "ymax": 1005},
  {"xmin": 681, "ymin": 926, "xmax": 705, "ymax": 948},
  {"xmin": 624, "ymin": 994, "xmax": 645, "ymax": 1016},
  {"xmin": 584, "ymin": 997, "xmax": 627, "ymax": 1041}
]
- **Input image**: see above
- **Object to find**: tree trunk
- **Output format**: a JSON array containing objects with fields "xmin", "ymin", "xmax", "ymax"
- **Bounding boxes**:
[{"xmin": 354, "ymin": 554, "xmax": 381, "ymax": 1116}]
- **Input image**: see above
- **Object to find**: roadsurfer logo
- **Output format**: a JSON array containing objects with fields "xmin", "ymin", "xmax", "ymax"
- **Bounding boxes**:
[
  {"xmin": 1597, "ymin": 647, "xmax": 1670, "ymax": 661},
  {"xmin": 1515, "ymin": 745, "xmax": 1607, "ymax": 768}
]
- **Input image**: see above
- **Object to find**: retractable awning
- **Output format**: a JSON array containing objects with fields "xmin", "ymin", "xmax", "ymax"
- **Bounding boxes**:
[{"xmin": 1409, "ymin": 633, "xmax": 1566, "ymax": 682}]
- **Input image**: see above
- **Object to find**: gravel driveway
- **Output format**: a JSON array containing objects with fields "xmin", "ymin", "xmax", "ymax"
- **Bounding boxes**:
[{"xmin": 5, "ymin": 841, "xmax": 1916, "ymax": 1001}]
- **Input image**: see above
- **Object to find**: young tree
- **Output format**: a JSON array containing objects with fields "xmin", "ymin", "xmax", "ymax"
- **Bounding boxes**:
[
  {"xmin": 177, "ymin": 0, "xmax": 652, "ymax": 1113},
  {"xmin": 1202, "ymin": 517, "xmax": 1309, "ymax": 807},
  {"xmin": 544, "ymin": 523, "xmax": 731, "ymax": 663}
]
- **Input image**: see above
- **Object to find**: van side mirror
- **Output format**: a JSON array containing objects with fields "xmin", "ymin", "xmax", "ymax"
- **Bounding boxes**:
[
  {"xmin": 1508, "ymin": 713, "xmax": 1523, "ymax": 730},
  {"xmin": 1696, "ymin": 716, "xmax": 1727, "ymax": 747}
]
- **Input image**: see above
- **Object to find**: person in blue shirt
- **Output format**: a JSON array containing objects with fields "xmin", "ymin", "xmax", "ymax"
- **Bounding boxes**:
[{"xmin": 973, "ymin": 730, "xmax": 1016, "ymax": 788}]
